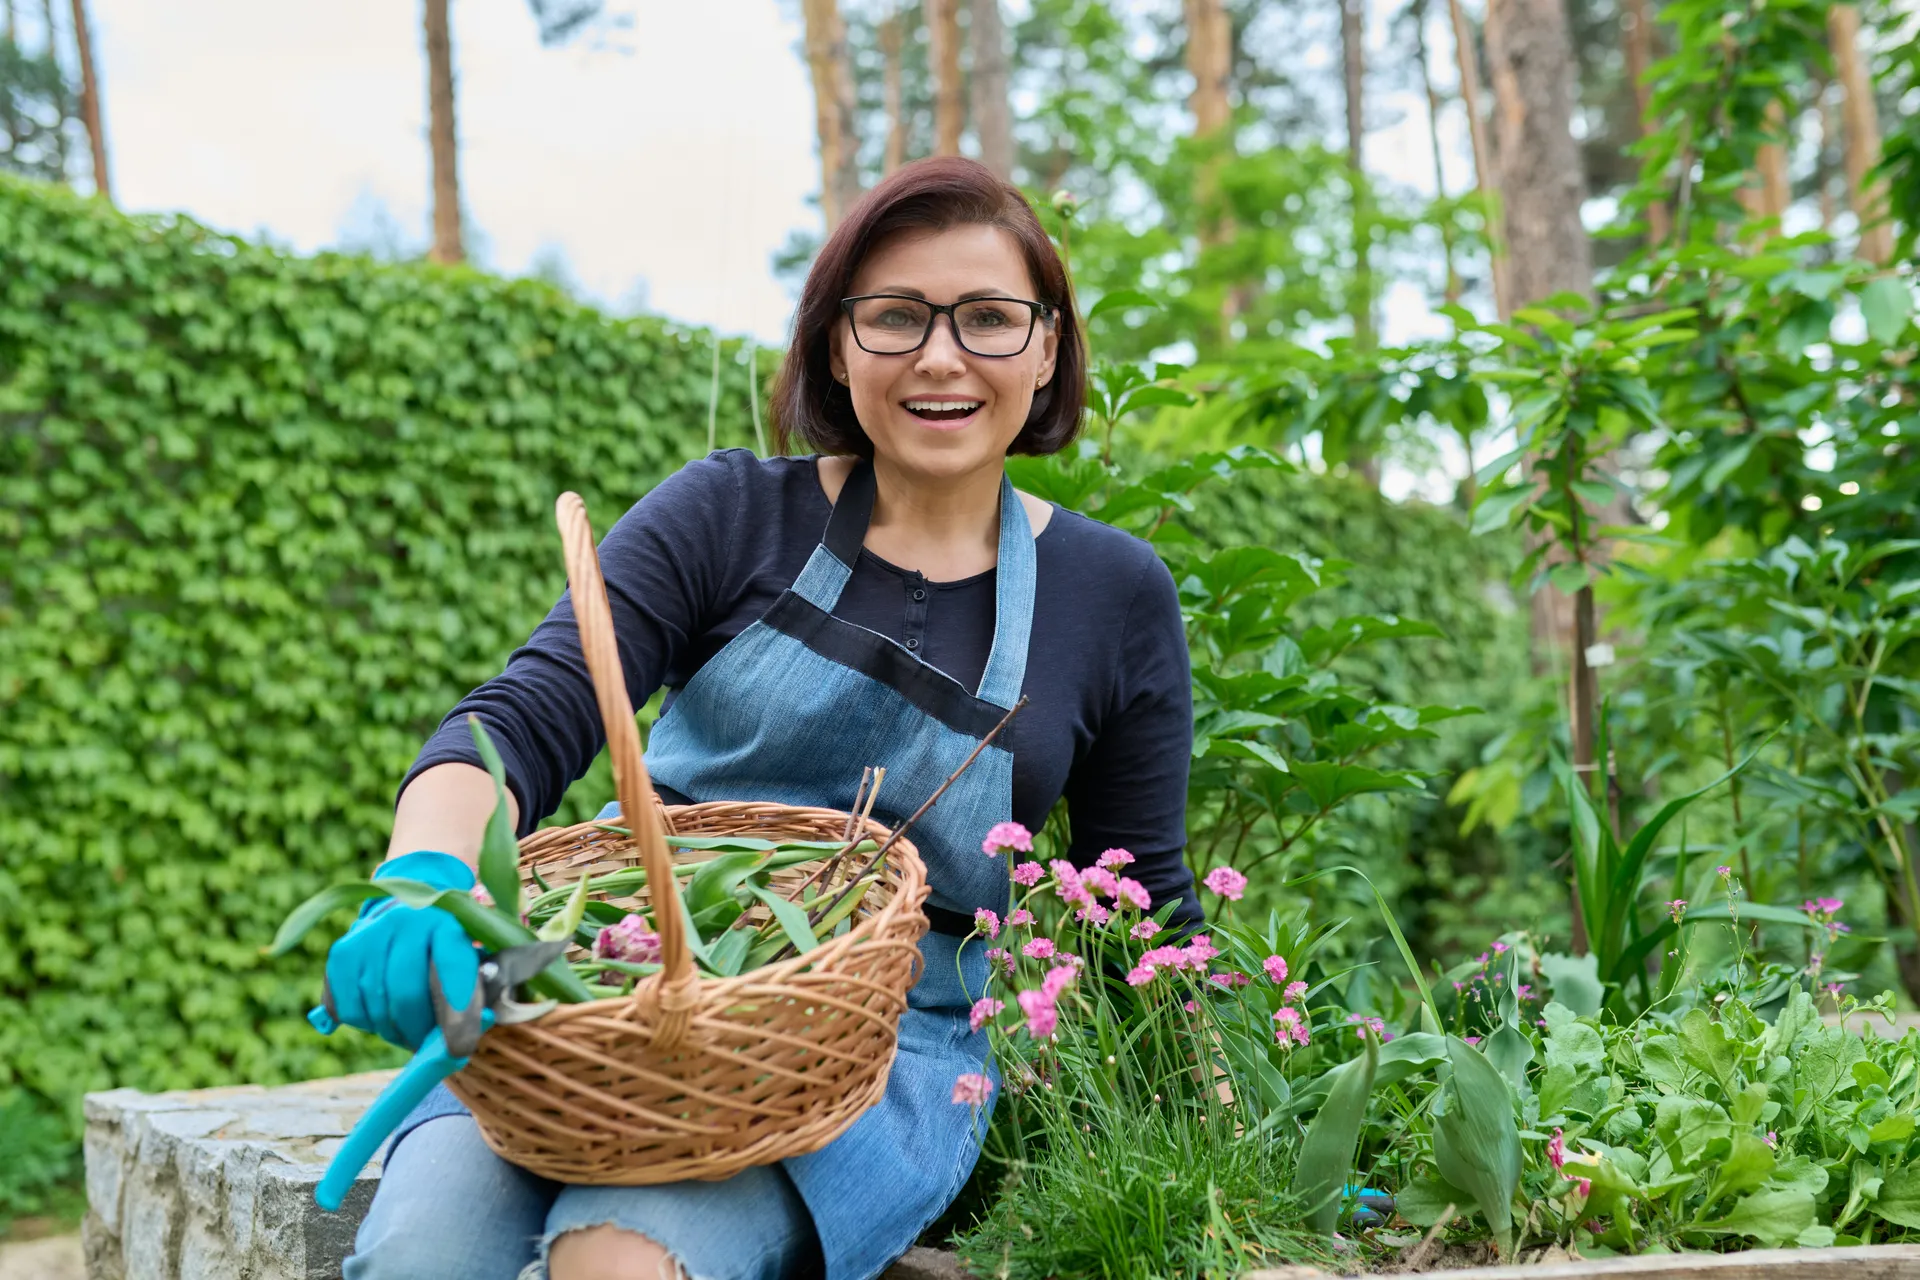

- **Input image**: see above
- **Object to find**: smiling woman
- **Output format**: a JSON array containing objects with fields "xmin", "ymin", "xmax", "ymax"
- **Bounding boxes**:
[{"xmin": 340, "ymin": 156, "xmax": 1196, "ymax": 1280}]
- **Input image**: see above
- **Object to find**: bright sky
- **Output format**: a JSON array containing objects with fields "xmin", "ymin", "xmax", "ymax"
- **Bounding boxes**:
[
  {"xmin": 87, "ymin": 0, "xmax": 1471, "ymax": 354},
  {"xmin": 94, "ymin": 0, "xmax": 819, "ymax": 343}
]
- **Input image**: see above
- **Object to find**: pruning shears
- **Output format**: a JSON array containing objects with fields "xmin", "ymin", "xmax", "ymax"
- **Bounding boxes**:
[{"xmin": 307, "ymin": 939, "xmax": 567, "ymax": 1211}]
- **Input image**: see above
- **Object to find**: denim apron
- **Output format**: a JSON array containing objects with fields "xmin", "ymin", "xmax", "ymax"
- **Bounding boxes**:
[{"xmin": 641, "ymin": 458, "xmax": 1028, "ymax": 1280}]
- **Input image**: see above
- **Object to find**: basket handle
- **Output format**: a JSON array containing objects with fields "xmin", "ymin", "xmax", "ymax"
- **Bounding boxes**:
[{"xmin": 555, "ymin": 492, "xmax": 701, "ymax": 1050}]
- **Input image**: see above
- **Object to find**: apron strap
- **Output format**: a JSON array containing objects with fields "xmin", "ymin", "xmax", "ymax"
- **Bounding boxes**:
[
  {"xmin": 790, "ymin": 459, "xmax": 878, "ymax": 611},
  {"xmin": 975, "ymin": 473, "xmax": 1035, "ymax": 709},
  {"xmin": 791, "ymin": 458, "xmax": 1035, "ymax": 710}
]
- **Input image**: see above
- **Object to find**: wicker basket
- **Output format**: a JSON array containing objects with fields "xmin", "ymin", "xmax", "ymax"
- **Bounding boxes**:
[{"xmin": 445, "ymin": 492, "xmax": 931, "ymax": 1184}]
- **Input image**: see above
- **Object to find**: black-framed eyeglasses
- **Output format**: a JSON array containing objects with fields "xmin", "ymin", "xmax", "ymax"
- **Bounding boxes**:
[{"xmin": 840, "ymin": 294, "xmax": 1048, "ymax": 358}]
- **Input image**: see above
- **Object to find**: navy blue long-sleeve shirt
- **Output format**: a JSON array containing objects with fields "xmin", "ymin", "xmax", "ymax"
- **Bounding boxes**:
[{"xmin": 406, "ymin": 449, "xmax": 1200, "ymax": 930}]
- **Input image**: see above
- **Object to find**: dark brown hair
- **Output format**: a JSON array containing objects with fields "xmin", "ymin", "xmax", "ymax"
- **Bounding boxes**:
[{"xmin": 771, "ymin": 156, "xmax": 1086, "ymax": 457}]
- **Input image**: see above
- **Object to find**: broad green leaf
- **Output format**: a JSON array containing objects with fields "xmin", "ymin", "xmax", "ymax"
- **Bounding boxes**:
[
  {"xmin": 266, "ymin": 882, "xmax": 387, "ymax": 955},
  {"xmin": 1470, "ymin": 485, "xmax": 1533, "ymax": 535},
  {"xmin": 748, "ymin": 883, "xmax": 819, "ymax": 955},
  {"xmin": 1538, "ymin": 954, "xmax": 1602, "ymax": 1016},
  {"xmin": 1875, "ymin": 1166, "xmax": 1920, "ymax": 1229},
  {"xmin": 1860, "ymin": 276, "xmax": 1913, "ymax": 347},
  {"xmin": 1433, "ymin": 1036, "xmax": 1522, "ymax": 1257},
  {"xmin": 1086, "ymin": 288, "xmax": 1161, "ymax": 324},
  {"xmin": 1297, "ymin": 1028, "xmax": 1378, "ymax": 1233},
  {"xmin": 1677, "ymin": 1010, "xmax": 1741, "ymax": 1097},
  {"xmin": 1395, "ymin": 1175, "xmax": 1471, "ymax": 1228},
  {"xmin": 1696, "ymin": 1188, "xmax": 1816, "ymax": 1247},
  {"xmin": 686, "ymin": 850, "xmax": 771, "ymax": 917},
  {"xmin": 1701, "ymin": 1131, "xmax": 1775, "ymax": 1207},
  {"xmin": 468, "ymin": 716, "xmax": 527, "ymax": 923},
  {"xmin": 537, "ymin": 871, "xmax": 592, "ymax": 943}
]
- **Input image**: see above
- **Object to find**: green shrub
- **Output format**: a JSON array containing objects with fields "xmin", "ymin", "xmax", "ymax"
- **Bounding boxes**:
[{"xmin": 0, "ymin": 175, "xmax": 757, "ymax": 1176}]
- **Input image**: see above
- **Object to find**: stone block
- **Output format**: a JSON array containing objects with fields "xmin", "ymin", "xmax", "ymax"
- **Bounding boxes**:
[{"xmin": 82, "ymin": 1073, "xmax": 394, "ymax": 1280}]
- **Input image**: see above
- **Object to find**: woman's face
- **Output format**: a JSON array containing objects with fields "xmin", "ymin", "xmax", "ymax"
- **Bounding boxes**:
[{"xmin": 829, "ymin": 223, "xmax": 1058, "ymax": 484}]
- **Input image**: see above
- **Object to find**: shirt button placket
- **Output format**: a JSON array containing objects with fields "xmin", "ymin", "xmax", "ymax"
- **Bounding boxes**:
[{"xmin": 904, "ymin": 572, "xmax": 929, "ymax": 654}]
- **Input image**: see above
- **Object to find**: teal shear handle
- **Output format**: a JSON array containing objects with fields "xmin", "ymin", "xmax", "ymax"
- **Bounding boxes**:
[
  {"xmin": 306, "ymin": 940, "xmax": 563, "ymax": 1212},
  {"xmin": 314, "ymin": 1014, "xmax": 492, "ymax": 1211}
]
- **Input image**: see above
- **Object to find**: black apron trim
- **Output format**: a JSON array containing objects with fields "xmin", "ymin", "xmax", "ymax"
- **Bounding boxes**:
[
  {"xmin": 759, "ymin": 591, "xmax": 1010, "ymax": 741},
  {"xmin": 821, "ymin": 459, "xmax": 877, "ymax": 569},
  {"xmin": 923, "ymin": 904, "xmax": 976, "ymax": 938}
]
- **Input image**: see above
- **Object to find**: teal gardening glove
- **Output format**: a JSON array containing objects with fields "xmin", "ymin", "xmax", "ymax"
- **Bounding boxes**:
[{"xmin": 321, "ymin": 850, "xmax": 482, "ymax": 1050}]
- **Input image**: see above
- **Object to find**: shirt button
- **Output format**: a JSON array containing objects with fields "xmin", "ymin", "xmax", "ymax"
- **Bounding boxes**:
[
  {"xmin": 905, "ymin": 637, "xmax": 920, "ymax": 651},
  {"xmin": 912, "ymin": 588, "xmax": 926, "ymax": 602}
]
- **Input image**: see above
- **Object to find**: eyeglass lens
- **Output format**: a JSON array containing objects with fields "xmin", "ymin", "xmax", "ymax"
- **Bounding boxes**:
[{"xmin": 848, "ymin": 297, "xmax": 1034, "ymax": 356}]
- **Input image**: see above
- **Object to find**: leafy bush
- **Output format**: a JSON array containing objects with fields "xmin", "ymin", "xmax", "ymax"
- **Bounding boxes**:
[{"xmin": 0, "ymin": 175, "xmax": 757, "ymax": 1181}]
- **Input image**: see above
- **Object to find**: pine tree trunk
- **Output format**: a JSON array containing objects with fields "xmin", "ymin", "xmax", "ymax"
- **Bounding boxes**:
[
  {"xmin": 1342, "ymin": 0, "xmax": 1373, "ymax": 349},
  {"xmin": 925, "ymin": 0, "xmax": 963, "ymax": 157},
  {"xmin": 423, "ymin": 0, "xmax": 464, "ymax": 264},
  {"xmin": 881, "ymin": 9, "xmax": 906, "ymax": 176},
  {"xmin": 802, "ymin": 0, "xmax": 863, "ymax": 230},
  {"xmin": 1484, "ymin": 0, "xmax": 1598, "ymax": 954},
  {"xmin": 969, "ymin": 0, "xmax": 1014, "ymax": 180},
  {"xmin": 68, "ymin": 0, "xmax": 108, "ymax": 201},
  {"xmin": 1483, "ymin": 0, "xmax": 1593, "ymax": 310},
  {"xmin": 1816, "ymin": 77, "xmax": 1837, "ymax": 234},
  {"xmin": 1413, "ymin": 0, "xmax": 1461, "ymax": 306},
  {"xmin": 1828, "ymin": 1, "xmax": 1892, "ymax": 265},
  {"xmin": 1621, "ymin": 0, "xmax": 1667, "ymax": 244},
  {"xmin": 1447, "ymin": 0, "xmax": 1510, "ymax": 320},
  {"xmin": 1183, "ymin": 0, "xmax": 1235, "ymax": 341}
]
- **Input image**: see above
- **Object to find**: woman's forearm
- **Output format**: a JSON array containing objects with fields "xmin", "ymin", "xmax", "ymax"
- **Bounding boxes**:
[{"xmin": 386, "ymin": 761, "xmax": 521, "ymax": 869}]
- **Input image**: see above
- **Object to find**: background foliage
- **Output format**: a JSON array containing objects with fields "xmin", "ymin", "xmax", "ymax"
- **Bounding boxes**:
[{"xmin": 0, "ymin": 174, "xmax": 766, "ymax": 1210}]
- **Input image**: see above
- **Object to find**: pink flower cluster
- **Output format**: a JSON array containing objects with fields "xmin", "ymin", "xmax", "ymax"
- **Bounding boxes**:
[
  {"xmin": 1283, "ymin": 979, "xmax": 1307, "ymax": 1003},
  {"xmin": 1263, "ymin": 955, "xmax": 1288, "ymax": 984},
  {"xmin": 1124, "ymin": 934, "xmax": 1220, "ymax": 986},
  {"xmin": 1048, "ymin": 858, "xmax": 1152, "ymax": 920},
  {"xmin": 982, "ymin": 822, "xmax": 1034, "ymax": 857},
  {"xmin": 951, "ymin": 1072, "xmax": 993, "ymax": 1106},
  {"xmin": 1097, "ymin": 848, "xmax": 1135, "ymax": 869},
  {"xmin": 593, "ymin": 914, "xmax": 661, "ymax": 964},
  {"xmin": 969, "ymin": 997, "xmax": 1004, "ymax": 1032},
  {"xmin": 1203, "ymin": 866, "xmax": 1247, "ymax": 901},
  {"xmin": 1347, "ymin": 1013, "xmax": 1391, "ymax": 1042},
  {"xmin": 1272, "ymin": 1006, "xmax": 1310, "ymax": 1046},
  {"xmin": 974, "ymin": 908, "xmax": 1000, "ymax": 938},
  {"xmin": 1016, "ymin": 964, "xmax": 1078, "ymax": 1038},
  {"xmin": 1010, "ymin": 861, "xmax": 1045, "ymax": 887}
]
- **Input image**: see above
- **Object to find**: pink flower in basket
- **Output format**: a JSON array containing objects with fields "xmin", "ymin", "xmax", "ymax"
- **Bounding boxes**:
[
  {"xmin": 593, "ymin": 915, "xmax": 661, "ymax": 965},
  {"xmin": 982, "ymin": 822, "xmax": 1033, "ymax": 857}
]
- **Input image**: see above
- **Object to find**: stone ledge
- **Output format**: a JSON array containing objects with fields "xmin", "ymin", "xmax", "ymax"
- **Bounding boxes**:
[
  {"xmin": 82, "ymin": 1072, "xmax": 396, "ymax": 1280},
  {"xmin": 82, "ymin": 1074, "xmax": 974, "ymax": 1280}
]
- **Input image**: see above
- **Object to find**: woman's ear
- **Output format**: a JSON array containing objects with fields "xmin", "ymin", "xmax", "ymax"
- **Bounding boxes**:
[
  {"xmin": 1035, "ymin": 316, "xmax": 1060, "ymax": 388},
  {"xmin": 828, "ymin": 326, "xmax": 850, "ymax": 385}
]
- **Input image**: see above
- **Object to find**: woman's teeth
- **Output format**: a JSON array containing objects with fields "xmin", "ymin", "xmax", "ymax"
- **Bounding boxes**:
[{"xmin": 904, "ymin": 399, "xmax": 983, "ymax": 422}]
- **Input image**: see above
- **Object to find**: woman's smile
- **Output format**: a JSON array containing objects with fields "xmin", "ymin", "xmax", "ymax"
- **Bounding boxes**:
[{"xmin": 900, "ymin": 396, "xmax": 986, "ymax": 429}]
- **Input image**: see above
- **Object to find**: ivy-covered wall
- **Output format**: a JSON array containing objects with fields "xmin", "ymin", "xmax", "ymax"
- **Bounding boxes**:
[{"xmin": 0, "ymin": 177, "xmax": 761, "ymax": 1190}]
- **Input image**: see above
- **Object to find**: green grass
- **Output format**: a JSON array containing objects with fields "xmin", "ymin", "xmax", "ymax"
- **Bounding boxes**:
[{"xmin": 950, "ymin": 1105, "xmax": 1335, "ymax": 1280}]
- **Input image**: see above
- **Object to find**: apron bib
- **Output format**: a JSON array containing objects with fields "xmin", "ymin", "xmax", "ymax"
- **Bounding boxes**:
[{"xmin": 641, "ymin": 458, "xmax": 1033, "ymax": 1280}]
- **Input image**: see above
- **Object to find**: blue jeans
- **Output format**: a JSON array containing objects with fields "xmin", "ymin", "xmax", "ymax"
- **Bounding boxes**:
[{"xmin": 344, "ymin": 1115, "xmax": 823, "ymax": 1280}]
